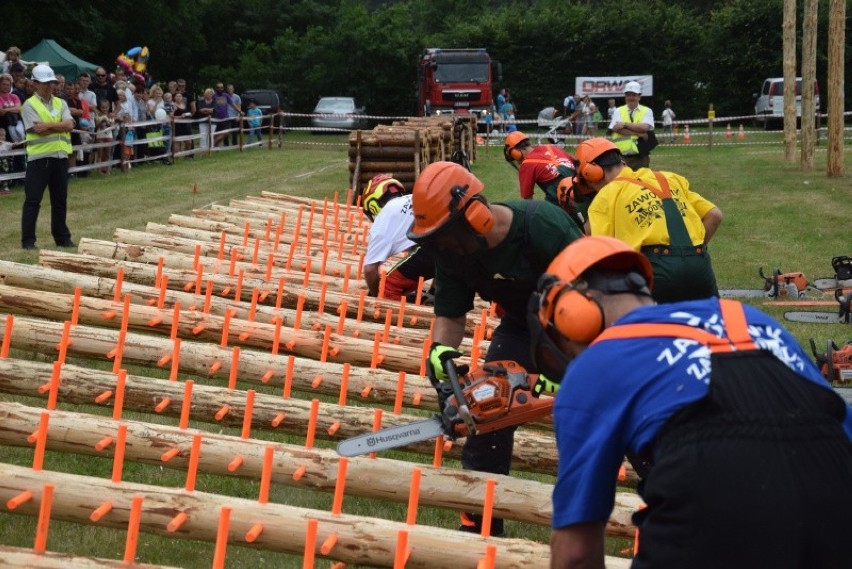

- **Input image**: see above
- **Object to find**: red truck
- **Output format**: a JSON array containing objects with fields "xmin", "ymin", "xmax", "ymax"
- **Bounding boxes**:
[{"xmin": 416, "ymin": 48, "xmax": 501, "ymax": 118}]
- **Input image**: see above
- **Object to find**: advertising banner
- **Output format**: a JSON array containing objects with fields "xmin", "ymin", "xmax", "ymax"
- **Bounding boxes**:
[{"xmin": 575, "ymin": 76, "xmax": 654, "ymax": 97}]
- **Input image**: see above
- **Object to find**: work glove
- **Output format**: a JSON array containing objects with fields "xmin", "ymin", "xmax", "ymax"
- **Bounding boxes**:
[
  {"xmin": 426, "ymin": 343, "xmax": 469, "ymax": 385},
  {"xmin": 532, "ymin": 374, "xmax": 560, "ymax": 397}
]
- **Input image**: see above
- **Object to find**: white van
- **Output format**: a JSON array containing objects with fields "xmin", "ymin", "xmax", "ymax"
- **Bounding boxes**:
[{"xmin": 754, "ymin": 77, "xmax": 820, "ymax": 130}]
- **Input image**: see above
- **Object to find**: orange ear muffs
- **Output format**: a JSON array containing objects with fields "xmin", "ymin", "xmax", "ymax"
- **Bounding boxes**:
[
  {"xmin": 463, "ymin": 196, "xmax": 495, "ymax": 235},
  {"xmin": 552, "ymin": 288, "xmax": 605, "ymax": 343},
  {"xmin": 510, "ymin": 147, "xmax": 524, "ymax": 161},
  {"xmin": 579, "ymin": 160, "xmax": 605, "ymax": 183}
]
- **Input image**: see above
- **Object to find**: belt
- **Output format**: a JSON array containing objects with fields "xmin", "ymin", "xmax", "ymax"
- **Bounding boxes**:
[{"xmin": 641, "ymin": 244, "xmax": 705, "ymax": 256}]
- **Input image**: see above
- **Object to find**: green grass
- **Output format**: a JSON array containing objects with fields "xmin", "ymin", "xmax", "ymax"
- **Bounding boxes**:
[{"xmin": 0, "ymin": 131, "xmax": 850, "ymax": 567}]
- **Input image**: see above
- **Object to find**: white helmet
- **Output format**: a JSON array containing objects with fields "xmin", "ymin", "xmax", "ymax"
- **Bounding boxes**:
[
  {"xmin": 31, "ymin": 64, "xmax": 58, "ymax": 83},
  {"xmin": 624, "ymin": 81, "xmax": 642, "ymax": 95}
]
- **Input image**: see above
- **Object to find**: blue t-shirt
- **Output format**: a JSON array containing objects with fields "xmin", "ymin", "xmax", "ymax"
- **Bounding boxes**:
[{"xmin": 551, "ymin": 298, "xmax": 852, "ymax": 530}]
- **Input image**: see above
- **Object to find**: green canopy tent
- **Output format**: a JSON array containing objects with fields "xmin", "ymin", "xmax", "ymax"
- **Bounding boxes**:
[{"xmin": 21, "ymin": 39, "xmax": 100, "ymax": 81}]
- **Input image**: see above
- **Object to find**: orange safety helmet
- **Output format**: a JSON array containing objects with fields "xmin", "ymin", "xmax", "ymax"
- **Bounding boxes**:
[
  {"xmin": 362, "ymin": 173, "xmax": 406, "ymax": 221},
  {"xmin": 575, "ymin": 137, "xmax": 622, "ymax": 183},
  {"xmin": 536, "ymin": 236, "xmax": 653, "ymax": 344},
  {"xmin": 504, "ymin": 131, "xmax": 530, "ymax": 162},
  {"xmin": 407, "ymin": 161, "xmax": 493, "ymax": 241}
]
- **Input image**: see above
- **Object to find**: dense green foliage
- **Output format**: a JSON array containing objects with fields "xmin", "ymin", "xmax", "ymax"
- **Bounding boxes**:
[{"xmin": 4, "ymin": 0, "xmax": 849, "ymax": 118}]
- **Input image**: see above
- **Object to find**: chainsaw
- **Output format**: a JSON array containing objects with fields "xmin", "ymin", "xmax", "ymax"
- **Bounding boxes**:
[
  {"xmin": 812, "ymin": 256, "xmax": 852, "ymax": 291},
  {"xmin": 336, "ymin": 360, "xmax": 553, "ymax": 457},
  {"xmin": 809, "ymin": 339, "xmax": 852, "ymax": 384},
  {"xmin": 719, "ymin": 267, "xmax": 812, "ymax": 299},
  {"xmin": 785, "ymin": 288, "xmax": 851, "ymax": 325}
]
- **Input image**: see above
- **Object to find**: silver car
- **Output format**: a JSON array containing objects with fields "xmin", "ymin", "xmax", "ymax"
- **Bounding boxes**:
[{"xmin": 310, "ymin": 97, "xmax": 367, "ymax": 132}]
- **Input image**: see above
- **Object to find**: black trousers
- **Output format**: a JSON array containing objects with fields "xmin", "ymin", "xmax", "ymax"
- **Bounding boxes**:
[{"xmin": 22, "ymin": 157, "xmax": 72, "ymax": 247}]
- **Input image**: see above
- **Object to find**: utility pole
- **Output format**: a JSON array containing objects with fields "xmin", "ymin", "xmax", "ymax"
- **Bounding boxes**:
[
  {"xmin": 800, "ymin": 0, "xmax": 818, "ymax": 171},
  {"xmin": 826, "ymin": 0, "xmax": 845, "ymax": 177},
  {"xmin": 782, "ymin": 0, "xmax": 797, "ymax": 163}
]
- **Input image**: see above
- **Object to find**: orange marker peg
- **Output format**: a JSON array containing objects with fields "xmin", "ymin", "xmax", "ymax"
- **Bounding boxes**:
[
  {"xmin": 478, "ymin": 545, "xmax": 497, "ymax": 569},
  {"xmin": 443, "ymin": 439, "xmax": 453, "ymax": 452},
  {"xmin": 301, "ymin": 258, "xmax": 313, "ymax": 288},
  {"xmin": 167, "ymin": 512, "xmax": 188, "ymax": 533},
  {"xmin": 393, "ymin": 530, "xmax": 410, "ymax": 569},
  {"xmin": 304, "ymin": 228, "xmax": 313, "ymax": 258},
  {"xmin": 90, "ymin": 501, "xmax": 113, "ymax": 522},
  {"xmin": 413, "ymin": 276, "xmax": 425, "ymax": 306},
  {"xmin": 168, "ymin": 302, "xmax": 181, "ymax": 340},
  {"xmin": 7, "ymin": 490, "xmax": 33, "ymax": 510},
  {"xmin": 113, "ymin": 269, "xmax": 125, "ymax": 303},
  {"xmin": 154, "ymin": 256, "xmax": 165, "ymax": 289},
  {"xmin": 406, "ymin": 467, "xmax": 422, "ymax": 525},
  {"xmin": 320, "ymin": 534, "xmax": 338, "ymax": 555},
  {"xmin": 185, "ymin": 433, "xmax": 202, "ymax": 491},
  {"xmin": 283, "ymin": 355, "xmax": 294, "ymax": 398},
  {"xmin": 331, "ymin": 457, "xmax": 348, "ymax": 514},
  {"xmin": 312, "ymin": 374, "xmax": 324, "ymax": 389},
  {"xmin": 360, "ymin": 383, "xmax": 373, "ymax": 398},
  {"xmin": 318, "ymin": 281, "xmax": 328, "ymax": 314},
  {"xmin": 169, "ymin": 338, "xmax": 181, "ymax": 381},
  {"xmin": 192, "ymin": 243, "xmax": 202, "ymax": 270},
  {"xmin": 215, "ymin": 405, "xmax": 230, "ymax": 421},
  {"xmin": 356, "ymin": 252, "xmax": 365, "ymax": 280},
  {"xmin": 33, "ymin": 483, "xmax": 55, "ymax": 554},
  {"xmin": 157, "ymin": 352, "xmax": 172, "ymax": 368},
  {"xmin": 193, "ymin": 264, "xmax": 203, "ymax": 295},
  {"xmin": 209, "ymin": 360, "xmax": 222, "ymax": 374},
  {"xmin": 203, "ymin": 279, "xmax": 214, "ymax": 313},
  {"xmin": 228, "ymin": 246, "xmax": 238, "ymax": 277},
  {"xmin": 260, "ymin": 369, "xmax": 274, "ymax": 384},
  {"xmin": 327, "ymin": 421, "xmax": 340, "ymax": 435},
  {"xmin": 412, "ymin": 391, "xmax": 423, "ymax": 406},
  {"xmin": 302, "ymin": 519, "xmax": 318, "ymax": 569},
  {"xmin": 70, "ymin": 286, "xmax": 81, "ymax": 325},
  {"xmin": 0, "ymin": 313, "xmax": 13, "ymax": 358},
  {"xmin": 95, "ymin": 390, "xmax": 113, "ymax": 404},
  {"xmin": 228, "ymin": 346, "xmax": 241, "ymax": 390},
  {"xmin": 227, "ymin": 455, "xmax": 244, "ymax": 472},
  {"xmin": 251, "ymin": 237, "xmax": 261, "ymax": 267},
  {"xmin": 265, "ymin": 252, "xmax": 275, "ymax": 282},
  {"xmin": 155, "ymin": 398, "xmax": 171, "ymax": 413},
  {"xmin": 242, "ymin": 221, "xmax": 251, "ymax": 247},
  {"xmin": 275, "ymin": 276, "xmax": 286, "ymax": 310},
  {"xmin": 292, "ymin": 464, "xmax": 307, "ymax": 481},
  {"xmin": 294, "ymin": 294, "xmax": 305, "ymax": 330},
  {"xmin": 112, "ymin": 369, "xmax": 127, "ymax": 420},
  {"xmin": 339, "ymin": 363, "xmax": 350, "ymax": 406},
  {"xmin": 480, "ymin": 478, "xmax": 497, "ymax": 537},
  {"xmin": 155, "ymin": 274, "xmax": 169, "ymax": 309},
  {"xmin": 369, "ymin": 408, "xmax": 383, "ymax": 459},
  {"xmin": 432, "ymin": 436, "xmax": 444, "ymax": 468},
  {"xmin": 32, "ymin": 412, "xmax": 49, "ymax": 471},
  {"xmin": 341, "ymin": 263, "xmax": 352, "ymax": 293},
  {"xmin": 246, "ymin": 522, "xmax": 264, "ymax": 543},
  {"xmin": 217, "ymin": 231, "xmax": 227, "ymax": 261},
  {"xmin": 393, "ymin": 371, "xmax": 406, "ymax": 414},
  {"xmin": 382, "ymin": 309, "xmax": 393, "ymax": 343},
  {"xmin": 220, "ymin": 309, "xmax": 233, "ymax": 347},
  {"xmin": 618, "ymin": 463, "xmax": 627, "ymax": 482},
  {"xmin": 320, "ymin": 325, "xmax": 332, "ymax": 362},
  {"xmin": 264, "ymin": 216, "xmax": 273, "ymax": 243},
  {"xmin": 56, "ymin": 320, "xmax": 71, "ymax": 366},
  {"xmin": 285, "ymin": 240, "xmax": 296, "ymax": 271},
  {"xmin": 336, "ymin": 301, "xmax": 348, "ymax": 335},
  {"xmin": 320, "ymin": 247, "xmax": 329, "ymax": 278},
  {"xmin": 305, "ymin": 398, "xmax": 320, "ymax": 449},
  {"xmin": 95, "ymin": 435, "xmax": 114, "ymax": 451},
  {"xmin": 247, "ymin": 288, "xmax": 259, "ymax": 321},
  {"xmin": 110, "ymin": 424, "xmax": 128, "ymax": 483},
  {"xmin": 179, "ymin": 380, "xmax": 194, "ymax": 429},
  {"xmin": 258, "ymin": 446, "xmax": 274, "ymax": 504},
  {"xmin": 233, "ymin": 268, "xmax": 245, "ymax": 303},
  {"xmin": 241, "ymin": 389, "xmax": 256, "ymax": 439},
  {"xmin": 271, "ymin": 316, "xmax": 282, "ymax": 355},
  {"xmin": 161, "ymin": 447, "xmax": 180, "ymax": 462},
  {"xmin": 211, "ymin": 506, "xmax": 232, "ymax": 569}
]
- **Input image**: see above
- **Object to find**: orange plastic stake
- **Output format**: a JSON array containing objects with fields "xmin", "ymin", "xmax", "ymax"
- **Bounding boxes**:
[
  {"xmin": 406, "ymin": 467, "xmax": 422, "ymax": 525},
  {"xmin": 113, "ymin": 269, "xmax": 125, "ymax": 303},
  {"xmin": 305, "ymin": 398, "xmax": 320, "ymax": 449},
  {"xmin": 320, "ymin": 247, "xmax": 329, "ymax": 278},
  {"xmin": 111, "ymin": 424, "xmax": 128, "ymax": 483},
  {"xmin": 275, "ymin": 276, "xmax": 286, "ymax": 310},
  {"xmin": 320, "ymin": 534, "xmax": 338, "ymax": 555},
  {"xmin": 169, "ymin": 338, "xmax": 181, "ymax": 381},
  {"xmin": 156, "ymin": 274, "xmax": 169, "ymax": 309},
  {"xmin": 265, "ymin": 252, "xmax": 275, "ymax": 282},
  {"xmin": 285, "ymin": 240, "xmax": 296, "ymax": 272},
  {"xmin": 242, "ymin": 221, "xmax": 251, "ymax": 247},
  {"xmin": 95, "ymin": 390, "xmax": 113, "ymax": 404},
  {"xmin": 382, "ymin": 309, "xmax": 392, "ymax": 343},
  {"xmin": 302, "ymin": 518, "xmax": 318, "ymax": 569},
  {"xmin": 233, "ymin": 268, "xmax": 245, "ymax": 302},
  {"xmin": 260, "ymin": 369, "xmax": 274, "ymax": 384},
  {"xmin": 432, "ymin": 436, "xmax": 444, "ymax": 468},
  {"xmin": 271, "ymin": 317, "xmax": 283, "ymax": 356},
  {"xmin": 335, "ymin": 301, "xmax": 348, "ymax": 335},
  {"xmin": 179, "ymin": 380, "xmax": 194, "ymax": 429},
  {"xmin": 33, "ymin": 483, "xmax": 55, "ymax": 554},
  {"xmin": 228, "ymin": 455, "xmax": 244, "ymax": 472},
  {"xmin": 0, "ymin": 313, "xmax": 13, "ymax": 358},
  {"xmin": 301, "ymin": 258, "xmax": 313, "ymax": 288},
  {"xmin": 271, "ymin": 412, "xmax": 286, "ymax": 427},
  {"xmin": 618, "ymin": 463, "xmax": 627, "ymax": 482},
  {"xmin": 192, "ymin": 243, "xmax": 202, "ymax": 270},
  {"xmin": 331, "ymin": 457, "xmax": 348, "ymax": 515},
  {"xmin": 217, "ymin": 231, "xmax": 227, "ymax": 261},
  {"xmin": 370, "ymin": 332, "xmax": 382, "ymax": 369},
  {"xmin": 478, "ymin": 545, "xmax": 497, "ymax": 569},
  {"xmin": 480, "ymin": 478, "xmax": 496, "ymax": 538},
  {"xmin": 283, "ymin": 355, "xmax": 294, "ymax": 398},
  {"xmin": 414, "ymin": 276, "xmax": 425, "ymax": 307},
  {"xmin": 32, "ymin": 412, "xmax": 49, "ymax": 471},
  {"xmin": 185, "ymin": 433, "xmax": 202, "ymax": 491},
  {"xmin": 209, "ymin": 360, "xmax": 222, "ymax": 374},
  {"xmin": 110, "ymin": 329, "xmax": 126, "ymax": 374},
  {"xmin": 290, "ymin": 464, "xmax": 307, "ymax": 482},
  {"xmin": 155, "ymin": 398, "xmax": 171, "ymax": 413},
  {"xmin": 258, "ymin": 445, "xmax": 274, "ymax": 504},
  {"xmin": 45, "ymin": 361, "xmax": 61, "ymax": 410},
  {"xmin": 203, "ymin": 280, "xmax": 214, "ymax": 313},
  {"xmin": 95, "ymin": 435, "xmax": 113, "ymax": 451},
  {"xmin": 153, "ymin": 256, "xmax": 164, "ymax": 290},
  {"xmin": 320, "ymin": 325, "xmax": 332, "ymax": 363},
  {"xmin": 393, "ymin": 371, "xmax": 406, "ymax": 414},
  {"xmin": 112, "ymin": 369, "xmax": 127, "ymax": 420},
  {"xmin": 220, "ymin": 309, "xmax": 233, "ymax": 347},
  {"xmin": 56, "ymin": 320, "xmax": 71, "ymax": 366},
  {"xmin": 228, "ymin": 346, "xmax": 241, "ymax": 390},
  {"xmin": 168, "ymin": 301, "xmax": 181, "ymax": 340},
  {"xmin": 167, "ymin": 512, "xmax": 188, "ymax": 533},
  {"xmin": 161, "ymin": 447, "xmax": 180, "ymax": 462},
  {"xmin": 311, "ymin": 374, "xmax": 323, "ymax": 389},
  {"xmin": 7, "ymin": 490, "xmax": 33, "ymax": 510},
  {"xmin": 194, "ymin": 264, "xmax": 203, "ymax": 295},
  {"xmin": 90, "ymin": 501, "xmax": 113, "ymax": 522},
  {"xmin": 356, "ymin": 290, "xmax": 366, "ymax": 326},
  {"xmin": 304, "ymin": 230, "xmax": 314, "ymax": 259},
  {"xmin": 377, "ymin": 270, "xmax": 387, "ymax": 300},
  {"xmin": 211, "ymin": 505, "xmax": 232, "ymax": 569},
  {"xmin": 215, "ymin": 405, "xmax": 230, "ymax": 421},
  {"xmin": 251, "ymin": 237, "xmax": 260, "ymax": 267},
  {"xmin": 396, "ymin": 297, "xmax": 407, "ymax": 329},
  {"xmin": 228, "ymin": 248, "xmax": 238, "ymax": 278},
  {"xmin": 338, "ymin": 363, "xmax": 350, "ymax": 406},
  {"xmin": 318, "ymin": 281, "xmax": 328, "ymax": 314},
  {"xmin": 633, "ymin": 505, "xmax": 647, "ymax": 555},
  {"xmin": 241, "ymin": 389, "xmax": 256, "ymax": 439},
  {"xmin": 369, "ymin": 408, "xmax": 383, "ymax": 459},
  {"xmin": 246, "ymin": 523, "xmax": 264, "ymax": 543},
  {"xmin": 356, "ymin": 252, "xmax": 365, "ymax": 280},
  {"xmin": 393, "ymin": 530, "xmax": 410, "ymax": 569},
  {"xmin": 327, "ymin": 421, "xmax": 340, "ymax": 435},
  {"xmin": 70, "ymin": 286, "xmax": 81, "ymax": 325},
  {"xmin": 360, "ymin": 384, "xmax": 372, "ymax": 398}
]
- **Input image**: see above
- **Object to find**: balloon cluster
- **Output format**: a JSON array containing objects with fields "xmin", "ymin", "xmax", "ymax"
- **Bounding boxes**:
[{"xmin": 116, "ymin": 46, "xmax": 151, "ymax": 86}]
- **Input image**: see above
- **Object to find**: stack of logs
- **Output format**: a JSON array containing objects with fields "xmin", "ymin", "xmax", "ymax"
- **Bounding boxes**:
[{"xmin": 348, "ymin": 115, "xmax": 477, "ymax": 203}]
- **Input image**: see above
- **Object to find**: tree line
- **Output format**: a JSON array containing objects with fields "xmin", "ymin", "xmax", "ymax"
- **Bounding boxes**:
[{"xmin": 6, "ymin": 0, "xmax": 847, "ymax": 120}]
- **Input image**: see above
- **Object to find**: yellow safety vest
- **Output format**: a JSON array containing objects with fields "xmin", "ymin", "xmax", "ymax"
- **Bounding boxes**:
[
  {"xmin": 25, "ymin": 95, "xmax": 72, "ymax": 158},
  {"xmin": 611, "ymin": 105, "xmax": 648, "ymax": 156}
]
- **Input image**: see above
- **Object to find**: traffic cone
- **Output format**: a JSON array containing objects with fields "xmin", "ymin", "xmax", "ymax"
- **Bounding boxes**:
[
  {"xmin": 725, "ymin": 123, "xmax": 732, "ymax": 139},
  {"xmin": 683, "ymin": 124, "xmax": 691, "ymax": 144},
  {"xmin": 737, "ymin": 123, "xmax": 746, "ymax": 140}
]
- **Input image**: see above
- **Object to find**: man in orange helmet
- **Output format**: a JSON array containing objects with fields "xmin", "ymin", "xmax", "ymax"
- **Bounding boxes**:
[
  {"xmin": 576, "ymin": 137, "xmax": 723, "ymax": 302},
  {"xmin": 361, "ymin": 173, "xmax": 435, "ymax": 301},
  {"xmin": 528, "ymin": 236, "xmax": 852, "ymax": 568},
  {"xmin": 503, "ymin": 131, "xmax": 579, "ymax": 217},
  {"xmin": 408, "ymin": 161, "xmax": 583, "ymax": 537}
]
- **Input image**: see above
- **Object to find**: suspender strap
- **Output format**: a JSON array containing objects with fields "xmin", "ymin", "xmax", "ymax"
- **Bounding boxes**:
[{"xmin": 614, "ymin": 171, "xmax": 693, "ymax": 248}]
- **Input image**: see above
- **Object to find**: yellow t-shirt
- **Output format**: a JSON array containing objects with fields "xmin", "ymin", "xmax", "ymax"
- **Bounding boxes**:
[{"xmin": 588, "ymin": 166, "xmax": 716, "ymax": 249}]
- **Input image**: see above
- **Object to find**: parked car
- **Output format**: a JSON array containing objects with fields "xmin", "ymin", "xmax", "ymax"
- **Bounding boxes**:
[
  {"xmin": 310, "ymin": 97, "xmax": 367, "ymax": 132},
  {"xmin": 753, "ymin": 77, "xmax": 820, "ymax": 130},
  {"xmin": 241, "ymin": 89, "xmax": 286, "ymax": 129}
]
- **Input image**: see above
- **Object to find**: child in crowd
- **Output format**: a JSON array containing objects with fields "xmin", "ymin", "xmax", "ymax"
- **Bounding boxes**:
[
  {"xmin": 246, "ymin": 98, "xmax": 263, "ymax": 144},
  {"xmin": 94, "ymin": 98, "xmax": 115, "ymax": 174},
  {"xmin": 662, "ymin": 100, "xmax": 676, "ymax": 142},
  {"xmin": 0, "ymin": 127, "xmax": 13, "ymax": 194}
]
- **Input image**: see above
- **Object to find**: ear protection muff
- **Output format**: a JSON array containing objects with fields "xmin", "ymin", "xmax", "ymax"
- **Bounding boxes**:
[
  {"xmin": 450, "ymin": 185, "xmax": 494, "ymax": 236},
  {"xmin": 579, "ymin": 160, "xmax": 605, "ymax": 183},
  {"xmin": 510, "ymin": 146, "xmax": 524, "ymax": 161},
  {"xmin": 551, "ymin": 286, "xmax": 606, "ymax": 343}
]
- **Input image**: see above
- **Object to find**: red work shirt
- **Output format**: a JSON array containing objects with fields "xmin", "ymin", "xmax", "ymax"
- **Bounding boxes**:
[{"xmin": 518, "ymin": 145, "xmax": 576, "ymax": 199}]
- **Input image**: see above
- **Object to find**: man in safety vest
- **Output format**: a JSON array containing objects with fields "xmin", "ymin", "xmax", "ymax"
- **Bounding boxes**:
[
  {"xmin": 528, "ymin": 236, "xmax": 852, "ymax": 569},
  {"xmin": 579, "ymin": 137, "xmax": 723, "ymax": 303},
  {"xmin": 20, "ymin": 64, "xmax": 75, "ymax": 251},
  {"xmin": 607, "ymin": 80, "xmax": 655, "ymax": 169}
]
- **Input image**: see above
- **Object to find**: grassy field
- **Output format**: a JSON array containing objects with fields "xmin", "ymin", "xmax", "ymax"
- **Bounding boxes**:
[{"xmin": 0, "ymin": 131, "xmax": 849, "ymax": 567}]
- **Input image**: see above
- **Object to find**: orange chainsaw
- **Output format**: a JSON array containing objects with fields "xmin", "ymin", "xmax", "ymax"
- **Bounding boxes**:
[
  {"xmin": 810, "ymin": 339, "xmax": 852, "ymax": 384},
  {"xmin": 336, "ymin": 360, "xmax": 553, "ymax": 457}
]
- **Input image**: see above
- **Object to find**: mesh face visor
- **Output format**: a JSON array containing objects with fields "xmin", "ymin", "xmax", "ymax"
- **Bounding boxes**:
[{"xmin": 526, "ymin": 292, "xmax": 573, "ymax": 383}]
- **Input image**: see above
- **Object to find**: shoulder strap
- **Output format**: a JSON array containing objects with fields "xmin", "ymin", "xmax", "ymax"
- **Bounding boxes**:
[{"xmin": 614, "ymin": 171, "xmax": 671, "ymax": 199}]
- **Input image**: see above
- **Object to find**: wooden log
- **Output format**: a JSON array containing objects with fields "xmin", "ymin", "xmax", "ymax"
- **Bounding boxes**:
[
  {"xmin": 348, "ymin": 161, "xmax": 418, "ymax": 173},
  {"xmin": 348, "ymin": 132, "xmax": 421, "ymax": 146},
  {"xmin": 0, "ymin": 463, "xmax": 569, "ymax": 568},
  {"xmin": 0, "ymin": 545, "xmax": 177, "ymax": 568},
  {"xmin": 347, "ymin": 146, "xmax": 421, "ymax": 160},
  {"xmin": 0, "ymin": 355, "xmax": 560, "ymax": 474},
  {"xmin": 0, "ymin": 283, "xmax": 426, "ymax": 375},
  {"xmin": 0, "ymin": 402, "xmax": 633, "ymax": 532}
]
